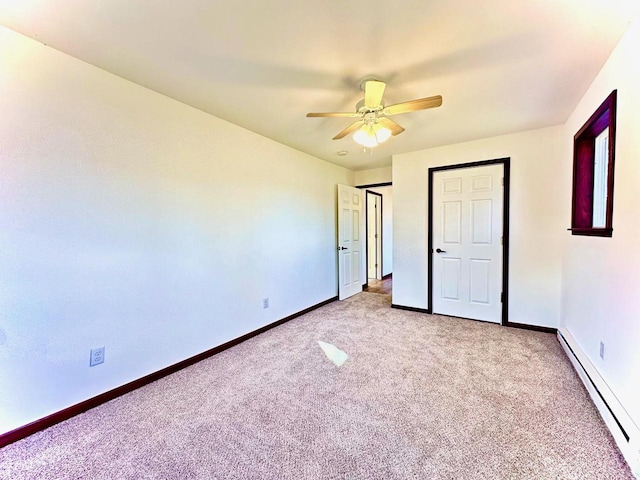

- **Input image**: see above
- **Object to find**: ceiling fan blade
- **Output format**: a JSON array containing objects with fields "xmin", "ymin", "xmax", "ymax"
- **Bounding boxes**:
[
  {"xmin": 333, "ymin": 121, "xmax": 364, "ymax": 140},
  {"xmin": 378, "ymin": 117, "xmax": 405, "ymax": 136},
  {"xmin": 383, "ymin": 95, "xmax": 442, "ymax": 116},
  {"xmin": 306, "ymin": 112, "xmax": 361, "ymax": 118},
  {"xmin": 364, "ymin": 80, "xmax": 386, "ymax": 109}
]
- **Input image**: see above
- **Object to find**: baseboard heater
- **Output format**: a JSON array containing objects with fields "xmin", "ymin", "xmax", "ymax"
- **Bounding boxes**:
[{"xmin": 557, "ymin": 328, "xmax": 640, "ymax": 478}]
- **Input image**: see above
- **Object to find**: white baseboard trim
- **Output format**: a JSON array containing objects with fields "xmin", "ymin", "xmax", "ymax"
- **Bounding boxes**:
[{"xmin": 557, "ymin": 328, "xmax": 640, "ymax": 478}]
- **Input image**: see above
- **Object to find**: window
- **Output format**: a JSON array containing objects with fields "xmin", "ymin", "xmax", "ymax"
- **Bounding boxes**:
[{"xmin": 571, "ymin": 90, "xmax": 617, "ymax": 237}]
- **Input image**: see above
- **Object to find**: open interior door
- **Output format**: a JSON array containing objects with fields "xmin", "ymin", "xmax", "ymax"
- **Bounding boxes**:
[{"xmin": 338, "ymin": 184, "xmax": 363, "ymax": 300}]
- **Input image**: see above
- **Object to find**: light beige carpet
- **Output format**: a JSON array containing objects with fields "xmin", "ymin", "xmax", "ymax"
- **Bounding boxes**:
[{"xmin": 0, "ymin": 292, "xmax": 633, "ymax": 479}]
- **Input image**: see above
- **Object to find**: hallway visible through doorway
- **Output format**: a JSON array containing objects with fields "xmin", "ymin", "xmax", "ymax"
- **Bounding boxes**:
[{"xmin": 364, "ymin": 275, "xmax": 392, "ymax": 295}]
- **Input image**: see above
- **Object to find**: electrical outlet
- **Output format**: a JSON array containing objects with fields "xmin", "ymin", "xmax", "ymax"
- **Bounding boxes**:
[
  {"xmin": 90, "ymin": 347, "xmax": 105, "ymax": 366},
  {"xmin": 599, "ymin": 341, "xmax": 605, "ymax": 360},
  {"xmin": 263, "ymin": 298, "xmax": 269, "ymax": 309}
]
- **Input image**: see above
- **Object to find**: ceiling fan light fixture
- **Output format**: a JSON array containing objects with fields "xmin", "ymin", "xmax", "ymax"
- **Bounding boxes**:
[
  {"xmin": 373, "ymin": 124, "xmax": 391, "ymax": 143},
  {"xmin": 353, "ymin": 126, "xmax": 375, "ymax": 147},
  {"xmin": 353, "ymin": 123, "xmax": 391, "ymax": 148}
]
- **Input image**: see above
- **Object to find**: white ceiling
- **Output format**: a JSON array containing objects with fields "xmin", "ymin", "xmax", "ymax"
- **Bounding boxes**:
[{"xmin": 1, "ymin": 0, "xmax": 639, "ymax": 171}]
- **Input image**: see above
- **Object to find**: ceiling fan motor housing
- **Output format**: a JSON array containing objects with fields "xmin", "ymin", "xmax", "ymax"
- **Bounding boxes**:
[
  {"xmin": 356, "ymin": 99, "xmax": 384, "ymax": 114},
  {"xmin": 363, "ymin": 111, "xmax": 379, "ymax": 125}
]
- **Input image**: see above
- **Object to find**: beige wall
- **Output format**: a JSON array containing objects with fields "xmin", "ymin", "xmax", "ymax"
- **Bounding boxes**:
[
  {"xmin": 0, "ymin": 27, "xmax": 353, "ymax": 434},
  {"xmin": 561, "ymin": 16, "xmax": 640, "ymax": 433},
  {"xmin": 392, "ymin": 125, "xmax": 565, "ymax": 327},
  {"xmin": 354, "ymin": 166, "xmax": 392, "ymax": 186}
]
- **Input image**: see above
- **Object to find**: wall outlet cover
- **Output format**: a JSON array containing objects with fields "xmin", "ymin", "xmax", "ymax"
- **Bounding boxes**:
[{"xmin": 90, "ymin": 347, "xmax": 105, "ymax": 366}]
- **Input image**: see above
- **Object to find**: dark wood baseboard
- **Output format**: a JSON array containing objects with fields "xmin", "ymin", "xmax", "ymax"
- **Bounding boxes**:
[
  {"xmin": 382, "ymin": 273, "xmax": 392, "ymax": 280},
  {"xmin": 391, "ymin": 304, "xmax": 430, "ymax": 314},
  {"xmin": 0, "ymin": 296, "xmax": 338, "ymax": 448},
  {"xmin": 506, "ymin": 322, "xmax": 557, "ymax": 334},
  {"xmin": 390, "ymin": 306, "xmax": 557, "ymax": 334}
]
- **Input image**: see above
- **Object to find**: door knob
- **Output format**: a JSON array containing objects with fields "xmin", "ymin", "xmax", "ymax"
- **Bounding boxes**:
[
  {"xmin": 435, "ymin": 248, "xmax": 446, "ymax": 253},
  {"xmin": 338, "ymin": 246, "xmax": 348, "ymax": 251}
]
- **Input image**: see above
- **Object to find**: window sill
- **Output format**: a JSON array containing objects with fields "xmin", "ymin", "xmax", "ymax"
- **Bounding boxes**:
[{"xmin": 567, "ymin": 227, "xmax": 613, "ymax": 237}]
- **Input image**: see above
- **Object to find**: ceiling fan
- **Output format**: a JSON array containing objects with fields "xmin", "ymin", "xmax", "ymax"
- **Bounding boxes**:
[{"xmin": 306, "ymin": 79, "xmax": 442, "ymax": 148}]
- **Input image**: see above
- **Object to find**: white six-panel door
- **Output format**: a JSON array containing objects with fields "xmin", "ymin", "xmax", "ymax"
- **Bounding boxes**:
[
  {"xmin": 432, "ymin": 164, "xmax": 503, "ymax": 323},
  {"xmin": 338, "ymin": 184, "xmax": 363, "ymax": 300}
]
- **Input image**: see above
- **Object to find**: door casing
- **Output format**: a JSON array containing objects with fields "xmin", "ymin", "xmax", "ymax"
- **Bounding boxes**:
[
  {"xmin": 357, "ymin": 182, "xmax": 391, "ymax": 289},
  {"xmin": 366, "ymin": 190, "xmax": 383, "ymax": 280},
  {"xmin": 427, "ymin": 158, "xmax": 511, "ymax": 326}
]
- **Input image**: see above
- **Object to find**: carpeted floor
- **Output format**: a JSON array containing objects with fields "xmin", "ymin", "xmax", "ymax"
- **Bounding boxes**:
[{"xmin": 0, "ymin": 292, "xmax": 633, "ymax": 479}]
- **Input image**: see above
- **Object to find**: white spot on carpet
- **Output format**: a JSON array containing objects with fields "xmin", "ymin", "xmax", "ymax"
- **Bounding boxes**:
[{"xmin": 317, "ymin": 340, "xmax": 348, "ymax": 367}]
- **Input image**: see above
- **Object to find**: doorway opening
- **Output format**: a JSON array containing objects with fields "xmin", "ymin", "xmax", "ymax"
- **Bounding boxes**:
[
  {"xmin": 366, "ymin": 190, "xmax": 383, "ymax": 281},
  {"xmin": 359, "ymin": 182, "xmax": 393, "ymax": 294},
  {"xmin": 363, "ymin": 275, "xmax": 392, "ymax": 295}
]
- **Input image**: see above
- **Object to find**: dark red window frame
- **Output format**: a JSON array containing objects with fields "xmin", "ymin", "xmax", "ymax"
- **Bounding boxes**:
[{"xmin": 571, "ymin": 90, "xmax": 617, "ymax": 237}]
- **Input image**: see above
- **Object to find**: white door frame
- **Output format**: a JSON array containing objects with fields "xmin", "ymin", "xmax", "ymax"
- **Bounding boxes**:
[
  {"xmin": 428, "ymin": 158, "xmax": 510, "ymax": 326},
  {"xmin": 357, "ymin": 182, "xmax": 392, "ymax": 289},
  {"xmin": 366, "ymin": 190, "xmax": 383, "ymax": 280}
]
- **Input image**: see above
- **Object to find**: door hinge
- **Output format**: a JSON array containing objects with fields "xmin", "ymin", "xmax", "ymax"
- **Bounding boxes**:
[
  {"xmin": 501, "ymin": 177, "xmax": 504, "ymax": 186},
  {"xmin": 375, "ymin": 233, "xmax": 379, "ymax": 238},
  {"xmin": 500, "ymin": 236, "xmax": 503, "ymax": 245},
  {"xmin": 501, "ymin": 292, "xmax": 504, "ymax": 303},
  {"xmin": 375, "ymin": 263, "xmax": 378, "ymax": 268}
]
